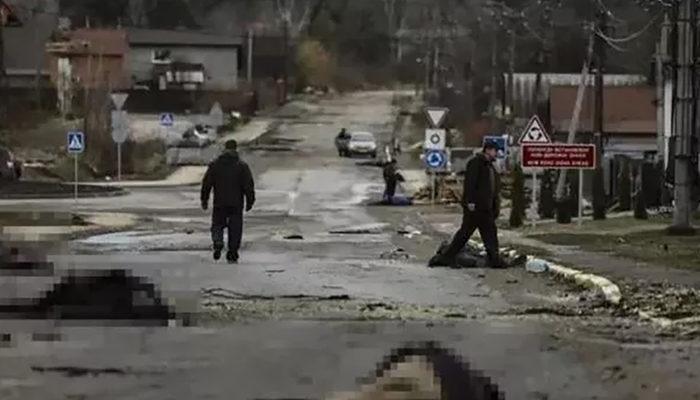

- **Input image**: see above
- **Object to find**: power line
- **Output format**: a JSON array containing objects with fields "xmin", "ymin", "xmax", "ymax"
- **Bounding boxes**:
[
  {"xmin": 595, "ymin": 12, "xmax": 662, "ymax": 43},
  {"xmin": 595, "ymin": 30, "xmax": 629, "ymax": 52}
]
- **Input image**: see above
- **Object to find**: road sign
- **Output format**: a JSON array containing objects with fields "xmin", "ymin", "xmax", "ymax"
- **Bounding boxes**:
[
  {"xmin": 425, "ymin": 107, "xmax": 449, "ymax": 128},
  {"xmin": 67, "ymin": 131, "xmax": 85, "ymax": 154},
  {"xmin": 209, "ymin": 102, "xmax": 224, "ymax": 127},
  {"xmin": 521, "ymin": 144, "xmax": 596, "ymax": 169},
  {"xmin": 519, "ymin": 115, "xmax": 551, "ymax": 144},
  {"xmin": 160, "ymin": 113, "xmax": 175, "ymax": 127},
  {"xmin": 111, "ymin": 93, "xmax": 129, "ymax": 110},
  {"xmin": 111, "ymin": 110, "xmax": 129, "ymax": 144},
  {"xmin": 424, "ymin": 129, "xmax": 447, "ymax": 151},
  {"xmin": 425, "ymin": 149, "xmax": 448, "ymax": 170},
  {"xmin": 483, "ymin": 135, "xmax": 508, "ymax": 159}
]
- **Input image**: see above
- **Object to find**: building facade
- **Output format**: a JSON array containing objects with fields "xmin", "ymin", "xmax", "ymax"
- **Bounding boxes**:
[{"xmin": 127, "ymin": 28, "xmax": 242, "ymax": 91}]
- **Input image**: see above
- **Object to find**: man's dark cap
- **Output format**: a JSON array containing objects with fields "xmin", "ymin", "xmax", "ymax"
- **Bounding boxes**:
[
  {"xmin": 225, "ymin": 140, "xmax": 238, "ymax": 150},
  {"xmin": 483, "ymin": 141, "xmax": 498, "ymax": 151}
]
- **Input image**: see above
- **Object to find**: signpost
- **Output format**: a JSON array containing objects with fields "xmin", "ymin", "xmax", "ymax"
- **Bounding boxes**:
[
  {"xmin": 209, "ymin": 102, "xmax": 224, "ymax": 128},
  {"xmin": 424, "ymin": 107, "xmax": 450, "ymax": 205},
  {"xmin": 521, "ymin": 143, "xmax": 596, "ymax": 226},
  {"xmin": 519, "ymin": 115, "xmax": 552, "ymax": 226},
  {"xmin": 111, "ymin": 93, "xmax": 129, "ymax": 181},
  {"xmin": 67, "ymin": 131, "xmax": 85, "ymax": 203}
]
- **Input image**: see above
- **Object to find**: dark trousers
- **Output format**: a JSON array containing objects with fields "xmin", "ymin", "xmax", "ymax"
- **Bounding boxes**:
[
  {"xmin": 384, "ymin": 181, "xmax": 397, "ymax": 202},
  {"xmin": 443, "ymin": 210, "xmax": 500, "ymax": 265},
  {"xmin": 211, "ymin": 206, "xmax": 244, "ymax": 256}
]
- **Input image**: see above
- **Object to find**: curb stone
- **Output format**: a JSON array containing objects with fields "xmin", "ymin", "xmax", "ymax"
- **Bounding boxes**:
[{"xmin": 467, "ymin": 240, "xmax": 622, "ymax": 306}]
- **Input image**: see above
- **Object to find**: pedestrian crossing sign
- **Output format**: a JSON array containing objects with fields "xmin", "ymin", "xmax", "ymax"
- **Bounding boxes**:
[
  {"xmin": 160, "ymin": 113, "xmax": 175, "ymax": 127},
  {"xmin": 67, "ymin": 131, "xmax": 85, "ymax": 154}
]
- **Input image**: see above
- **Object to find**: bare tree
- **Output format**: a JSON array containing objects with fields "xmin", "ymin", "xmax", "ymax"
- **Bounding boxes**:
[
  {"xmin": 383, "ymin": 0, "xmax": 407, "ymax": 62},
  {"xmin": 275, "ymin": 0, "xmax": 312, "ymax": 37}
]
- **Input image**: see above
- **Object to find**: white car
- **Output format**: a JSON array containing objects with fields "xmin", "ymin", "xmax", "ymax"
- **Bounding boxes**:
[{"xmin": 346, "ymin": 131, "xmax": 378, "ymax": 158}]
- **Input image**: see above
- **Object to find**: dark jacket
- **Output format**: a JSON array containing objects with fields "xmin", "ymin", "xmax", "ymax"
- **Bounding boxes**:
[
  {"xmin": 383, "ymin": 163, "xmax": 401, "ymax": 184},
  {"xmin": 201, "ymin": 151, "xmax": 255, "ymax": 209},
  {"xmin": 463, "ymin": 153, "xmax": 500, "ymax": 215}
]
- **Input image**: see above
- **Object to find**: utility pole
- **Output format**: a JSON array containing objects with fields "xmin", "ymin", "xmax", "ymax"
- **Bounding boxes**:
[
  {"xmin": 555, "ymin": 26, "xmax": 595, "ymax": 201},
  {"xmin": 247, "ymin": 28, "xmax": 254, "ymax": 83},
  {"xmin": 489, "ymin": 36, "xmax": 498, "ymax": 119},
  {"xmin": 0, "ymin": 13, "xmax": 6, "ymax": 123},
  {"xmin": 655, "ymin": 41, "xmax": 665, "ymax": 161},
  {"xmin": 668, "ymin": 0, "xmax": 696, "ymax": 235},
  {"xmin": 592, "ymin": 10, "xmax": 607, "ymax": 220},
  {"xmin": 506, "ymin": 28, "xmax": 515, "ymax": 118}
]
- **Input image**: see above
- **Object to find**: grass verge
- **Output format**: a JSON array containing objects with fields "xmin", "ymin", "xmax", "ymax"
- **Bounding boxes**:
[{"xmin": 530, "ymin": 229, "xmax": 700, "ymax": 271}]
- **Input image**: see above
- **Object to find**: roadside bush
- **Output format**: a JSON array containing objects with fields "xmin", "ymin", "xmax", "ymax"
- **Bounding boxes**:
[
  {"xmin": 296, "ymin": 39, "xmax": 336, "ymax": 91},
  {"xmin": 121, "ymin": 139, "xmax": 170, "ymax": 179},
  {"xmin": 509, "ymin": 165, "xmax": 526, "ymax": 228},
  {"xmin": 539, "ymin": 169, "xmax": 556, "ymax": 219},
  {"xmin": 556, "ymin": 171, "xmax": 572, "ymax": 224}
]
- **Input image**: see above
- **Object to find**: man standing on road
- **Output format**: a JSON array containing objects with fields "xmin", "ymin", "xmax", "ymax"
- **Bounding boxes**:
[
  {"xmin": 432, "ymin": 142, "xmax": 503, "ymax": 268},
  {"xmin": 201, "ymin": 140, "xmax": 256, "ymax": 264}
]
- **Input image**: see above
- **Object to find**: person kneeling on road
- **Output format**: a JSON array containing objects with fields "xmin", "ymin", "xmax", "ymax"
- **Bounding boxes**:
[
  {"xmin": 201, "ymin": 140, "xmax": 256, "ymax": 264},
  {"xmin": 430, "ymin": 141, "xmax": 505, "ymax": 269},
  {"xmin": 382, "ymin": 159, "xmax": 405, "ymax": 204}
]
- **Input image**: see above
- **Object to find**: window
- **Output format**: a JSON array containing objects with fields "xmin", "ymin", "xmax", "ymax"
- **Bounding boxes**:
[{"xmin": 151, "ymin": 49, "xmax": 172, "ymax": 64}]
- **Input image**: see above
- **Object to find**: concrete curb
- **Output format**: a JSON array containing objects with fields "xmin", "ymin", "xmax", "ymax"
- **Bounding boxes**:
[
  {"xmin": 467, "ymin": 239, "xmax": 622, "ymax": 306},
  {"xmin": 544, "ymin": 261, "xmax": 622, "ymax": 306}
]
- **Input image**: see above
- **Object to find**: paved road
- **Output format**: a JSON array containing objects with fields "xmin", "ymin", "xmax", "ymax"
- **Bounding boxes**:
[{"xmin": 1, "ymin": 92, "xmax": 699, "ymax": 400}]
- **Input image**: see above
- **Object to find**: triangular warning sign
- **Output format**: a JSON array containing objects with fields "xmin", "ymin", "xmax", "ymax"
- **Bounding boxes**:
[
  {"xmin": 425, "ymin": 108, "xmax": 449, "ymax": 128},
  {"xmin": 519, "ymin": 115, "xmax": 551, "ymax": 144}
]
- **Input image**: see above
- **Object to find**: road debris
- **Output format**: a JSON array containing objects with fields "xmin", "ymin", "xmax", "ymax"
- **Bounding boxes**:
[
  {"xmin": 283, "ymin": 234, "xmax": 304, "ymax": 240},
  {"xmin": 397, "ymin": 226, "xmax": 422, "ymax": 238},
  {"xmin": 330, "ymin": 223, "xmax": 387, "ymax": 235},
  {"xmin": 526, "ymin": 259, "xmax": 549, "ymax": 273},
  {"xmin": 380, "ymin": 248, "xmax": 410, "ymax": 260},
  {"xmin": 30, "ymin": 366, "xmax": 163, "ymax": 377}
]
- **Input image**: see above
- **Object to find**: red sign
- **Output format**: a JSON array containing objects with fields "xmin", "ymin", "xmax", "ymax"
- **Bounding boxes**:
[{"xmin": 521, "ymin": 144, "xmax": 596, "ymax": 169}]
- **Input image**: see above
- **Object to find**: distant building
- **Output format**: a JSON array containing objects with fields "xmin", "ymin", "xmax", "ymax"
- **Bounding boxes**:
[
  {"xmin": 548, "ymin": 85, "xmax": 657, "ymax": 157},
  {"xmin": 549, "ymin": 84, "xmax": 658, "ymax": 198},
  {"xmin": 46, "ymin": 29, "xmax": 129, "ymax": 115},
  {"xmin": 1, "ymin": 1, "xmax": 55, "ymax": 89},
  {"xmin": 505, "ymin": 73, "xmax": 648, "ymax": 119},
  {"xmin": 126, "ymin": 28, "xmax": 243, "ymax": 91}
]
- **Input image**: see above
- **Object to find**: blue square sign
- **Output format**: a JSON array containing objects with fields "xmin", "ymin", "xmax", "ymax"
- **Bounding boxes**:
[{"xmin": 67, "ymin": 131, "xmax": 85, "ymax": 154}]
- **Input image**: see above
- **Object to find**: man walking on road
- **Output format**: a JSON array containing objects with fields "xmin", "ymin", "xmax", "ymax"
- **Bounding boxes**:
[
  {"xmin": 432, "ymin": 142, "xmax": 504, "ymax": 268},
  {"xmin": 201, "ymin": 140, "xmax": 256, "ymax": 264}
]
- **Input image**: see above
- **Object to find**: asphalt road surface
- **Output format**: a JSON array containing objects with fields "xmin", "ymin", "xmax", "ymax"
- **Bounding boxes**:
[{"xmin": 1, "ymin": 92, "xmax": 699, "ymax": 400}]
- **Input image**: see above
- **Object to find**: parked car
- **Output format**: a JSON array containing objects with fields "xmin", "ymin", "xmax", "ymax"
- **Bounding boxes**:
[
  {"xmin": 335, "ymin": 129, "xmax": 351, "ymax": 156},
  {"xmin": 0, "ymin": 146, "xmax": 22, "ymax": 181},
  {"xmin": 346, "ymin": 131, "xmax": 378, "ymax": 158},
  {"xmin": 170, "ymin": 126, "xmax": 214, "ymax": 148}
]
